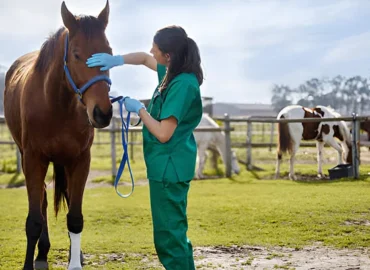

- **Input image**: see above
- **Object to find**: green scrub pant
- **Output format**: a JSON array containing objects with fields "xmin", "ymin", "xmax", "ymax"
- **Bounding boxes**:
[{"xmin": 149, "ymin": 161, "xmax": 195, "ymax": 270}]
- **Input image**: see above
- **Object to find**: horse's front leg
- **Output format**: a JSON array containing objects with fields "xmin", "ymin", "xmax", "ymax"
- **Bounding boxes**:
[
  {"xmin": 23, "ymin": 152, "xmax": 49, "ymax": 270},
  {"xmin": 34, "ymin": 186, "xmax": 51, "ymax": 270},
  {"xmin": 209, "ymin": 148, "xmax": 219, "ymax": 170},
  {"xmin": 196, "ymin": 144, "xmax": 208, "ymax": 179},
  {"xmin": 316, "ymin": 141, "xmax": 325, "ymax": 178},
  {"xmin": 324, "ymin": 136, "xmax": 343, "ymax": 165},
  {"xmin": 65, "ymin": 150, "xmax": 90, "ymax": 270}
]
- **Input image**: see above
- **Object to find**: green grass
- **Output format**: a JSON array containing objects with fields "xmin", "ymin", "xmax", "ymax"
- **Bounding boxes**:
[{"xmin": 2, "ymin": 167, "xmax": 370, "ymax": 268}]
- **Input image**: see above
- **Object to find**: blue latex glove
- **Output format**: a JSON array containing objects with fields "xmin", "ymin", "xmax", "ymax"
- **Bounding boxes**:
[
  {"xmin": 86, "ymin": 53, "xmax": 124, "ymax": 71},
  {"xmin": 123, "ymin": 97, "xmax": 146, "ymax": 114}
]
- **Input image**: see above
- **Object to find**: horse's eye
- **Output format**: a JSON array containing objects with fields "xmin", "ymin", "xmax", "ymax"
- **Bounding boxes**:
[{"xmin": 73, "ymin": 53, "xmax": 80, "ymax": 60}]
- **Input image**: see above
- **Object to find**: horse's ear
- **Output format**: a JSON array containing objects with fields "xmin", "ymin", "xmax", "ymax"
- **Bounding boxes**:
[
  {"xmin": 98, "ymin": 0, "xmax": 109, "ymax": 30},
  {"xmin": 61, "ymin": 1, "xmax": 77, "ymax": 33}
]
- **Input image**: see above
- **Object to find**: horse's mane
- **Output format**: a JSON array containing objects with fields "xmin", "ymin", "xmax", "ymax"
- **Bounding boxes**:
[
  {"xmin": 35, "ymin": 15, "xmax": 105, "ymax": 73},
  {"xmin": 35, "ymin": 28, "xmax": 65, "ymax": 72}
]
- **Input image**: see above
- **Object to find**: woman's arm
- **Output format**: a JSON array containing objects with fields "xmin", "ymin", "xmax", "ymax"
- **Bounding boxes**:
[
  {"xmin": 122, "ymin": 52, "xmax": 157, "ymax": 71},
  {"xmin": 86, "ymin": 52, "xmax": 157, "ymax": 72},
  {"xmin": 138, "ymin": 108, "xmax": 177, "ymax": 143}
]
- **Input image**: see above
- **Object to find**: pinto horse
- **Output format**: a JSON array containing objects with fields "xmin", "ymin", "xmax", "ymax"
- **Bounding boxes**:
[
  {"xmin": 275, "ymin": 105, "xmax": 352, "ymax": 180},
  {"xmin": 4, "ymin": 1, "xmax": 113, "ymax": 269}
]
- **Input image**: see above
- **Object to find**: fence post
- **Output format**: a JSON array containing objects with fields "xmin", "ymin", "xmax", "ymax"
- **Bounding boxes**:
[
  {"xmin": 16, "ymin": 147, "xmax": 22, "ymax": 174},
  {"xmin": 224, "ymin": 113, "xmax": 232, "ymax": 178},
  {"xmin": 110, "ymin": 119, "xmax": 117, "ymax": 178},
  {"xmin": 246, "ymin": 118, "xmax": 253, "ymax": 170},
  {"xmin": 351, "ymin": 113, "xmax": 360, "ymax": 179}
]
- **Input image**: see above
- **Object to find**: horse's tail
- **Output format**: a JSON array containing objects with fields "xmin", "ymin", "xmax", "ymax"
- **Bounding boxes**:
[
  {"xmin": 53, "ymin": 163, "xmax": 67, "ymax": 217},
  {"xmin": 277, "ymin": 115, "xmax": 292, "ymax": 158}
]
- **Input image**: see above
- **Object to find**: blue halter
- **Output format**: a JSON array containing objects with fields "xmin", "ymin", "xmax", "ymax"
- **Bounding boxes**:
[
  {"xmin": 63, "ymin": 33, "xmax": 112, "ymax": 101},
  {"xmin": 63, "ymin": 32, "xmax": 137, "ymax": 198}
]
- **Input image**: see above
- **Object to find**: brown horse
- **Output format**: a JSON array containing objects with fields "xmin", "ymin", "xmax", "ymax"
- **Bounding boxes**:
[{"xmin": 4, "ymin": 1, "xmax": 113, "ymax": 269}]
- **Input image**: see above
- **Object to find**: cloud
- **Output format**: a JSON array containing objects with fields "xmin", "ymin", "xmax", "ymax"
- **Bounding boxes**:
[
  {"xmin": 0, "ymin": 0, "xmax": 369, "ymax": 104},
  {"xmin": 323, "ymin": 32, "xmax": 370, "ymax": 64}
]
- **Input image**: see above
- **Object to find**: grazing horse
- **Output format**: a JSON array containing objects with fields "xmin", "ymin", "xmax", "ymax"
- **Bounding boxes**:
[
  {"xmin": 194, "ymin": 113, "xmax": 240, "ymax": 179},
  {"xmin": 275, "ymin": 105, "xmax": 352, "ymax": 180},
  {"xmin": 4, "ymin": 2, "xmax": 113, "ymax": 269}
]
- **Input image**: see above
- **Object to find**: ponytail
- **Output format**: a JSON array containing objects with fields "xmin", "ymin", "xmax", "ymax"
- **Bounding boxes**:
[{"xmin": 184, "ymin": 37, "xmax": 203, "ymax": 86}]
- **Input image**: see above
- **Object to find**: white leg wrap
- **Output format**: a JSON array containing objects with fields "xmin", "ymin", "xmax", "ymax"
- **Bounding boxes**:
[{"xmin": 68, "ymin": 232, "xmax": 82, "ymax": 270}]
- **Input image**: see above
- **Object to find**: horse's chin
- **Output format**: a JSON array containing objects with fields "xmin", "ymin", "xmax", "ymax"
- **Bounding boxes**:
[{"xmin": 88, "ymin": 118, "xmax": 107, "ymax": 129}]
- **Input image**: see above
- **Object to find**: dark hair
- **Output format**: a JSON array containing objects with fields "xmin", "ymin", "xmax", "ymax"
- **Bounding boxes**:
[{"xmin": 154, "ymin": 25, "xmax": 203, "ymax": 90}]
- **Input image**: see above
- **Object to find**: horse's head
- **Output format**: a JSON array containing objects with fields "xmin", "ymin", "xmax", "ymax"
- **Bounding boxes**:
[{"xmin": 61, "ymin": 1, "xmax": 113, "ymax": 128}]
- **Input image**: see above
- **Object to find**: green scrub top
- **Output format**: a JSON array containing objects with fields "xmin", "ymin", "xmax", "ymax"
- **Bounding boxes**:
[{"xmin": 142, "ymin": 64, "xmax": 203, "ymax": 182}]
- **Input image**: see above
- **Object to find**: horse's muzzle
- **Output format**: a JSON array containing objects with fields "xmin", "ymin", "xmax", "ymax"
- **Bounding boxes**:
[{"xmin": 92, "ymin": 105, "xmax": 112, "ymax": 128}]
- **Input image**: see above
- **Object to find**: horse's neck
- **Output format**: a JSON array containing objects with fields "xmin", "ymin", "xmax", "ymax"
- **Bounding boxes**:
[{"xmin": 44, "ymin": 32, "xmax": 77, "ymax": 112}]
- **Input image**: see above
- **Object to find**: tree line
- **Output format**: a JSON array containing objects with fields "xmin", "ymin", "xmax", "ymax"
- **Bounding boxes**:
[{"xmin": 271, "ymin": 75, "xmax": 370, "ymax": 116}]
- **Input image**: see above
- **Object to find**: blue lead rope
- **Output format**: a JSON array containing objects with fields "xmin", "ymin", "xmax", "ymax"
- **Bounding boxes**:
[{"xmin": 110, "ymin": 96, "xmax": 139, "ymax": 198}]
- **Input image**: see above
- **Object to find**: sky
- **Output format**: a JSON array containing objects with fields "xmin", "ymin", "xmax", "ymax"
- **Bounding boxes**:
[{"xmin": 0, "ymin": 0, "xmax": 369, "ymax": 104}]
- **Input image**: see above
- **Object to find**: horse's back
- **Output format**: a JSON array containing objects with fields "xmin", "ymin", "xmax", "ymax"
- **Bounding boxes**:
[
  {"xmin": 277, "ymin": 105, "xmax": 304, "ymax": 119},
  {"xmin": 194, "ymin": 113, "xmax": 224, "ymax": 148},
  {"xmin": 4, "ymin": 51, "xmax": 39, "ymax": 146}
]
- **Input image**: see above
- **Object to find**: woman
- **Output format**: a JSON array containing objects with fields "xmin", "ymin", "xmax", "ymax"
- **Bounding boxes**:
[{"xmin": 86, "ymin": 25, "xmax": 203, "ymax": 270}]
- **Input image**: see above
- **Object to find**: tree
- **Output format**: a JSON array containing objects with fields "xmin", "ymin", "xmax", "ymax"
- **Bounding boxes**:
[
  {"xmin": 270, "ymin": 84, "xmax": 293, "ymax": 112},
  {"xmin": 270, "ymin": 75, "xmax": 370, "ymax": 116}
]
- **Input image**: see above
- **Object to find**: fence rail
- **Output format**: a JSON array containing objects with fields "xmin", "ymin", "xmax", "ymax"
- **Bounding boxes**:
[{"xmin": 0, "ymin": 113, "xmax": 369, "ymax": 180}]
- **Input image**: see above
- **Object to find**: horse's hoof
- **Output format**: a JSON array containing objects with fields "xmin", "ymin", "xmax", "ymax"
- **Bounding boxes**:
[{"xmin": 35, "ymin": 260, "xmax": 49, "ymax": 269}]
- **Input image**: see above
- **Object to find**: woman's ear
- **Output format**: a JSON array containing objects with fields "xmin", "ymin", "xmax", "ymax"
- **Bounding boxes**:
[{"xmin": 166, "ymin": 53, "xmax": 171, "ymax": 63}]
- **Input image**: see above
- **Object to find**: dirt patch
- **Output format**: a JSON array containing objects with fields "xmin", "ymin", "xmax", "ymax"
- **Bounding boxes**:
[
  {"xmin": 343, "ymin": 220, "xmax": 370, "ymax": 226},
  {"xmin": 193, "ymin": 245, "xmax": 370, "ymax": 269},
  {"xmin": 52, "ymin": 245, "xmax": 370, "ymax": 269},
  {"xmin": 260, "ymin": 172, "xmax": 331, "ymax": 182}
]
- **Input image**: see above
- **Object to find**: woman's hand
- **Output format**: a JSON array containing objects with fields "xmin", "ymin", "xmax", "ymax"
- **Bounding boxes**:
[
  {"xmin": 86, "ymin": 53, "xmax": 124, "ymax": 71},
  {"xmin": 123, "ymin": 97, "xmax": 146, "ymax": 114}
]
